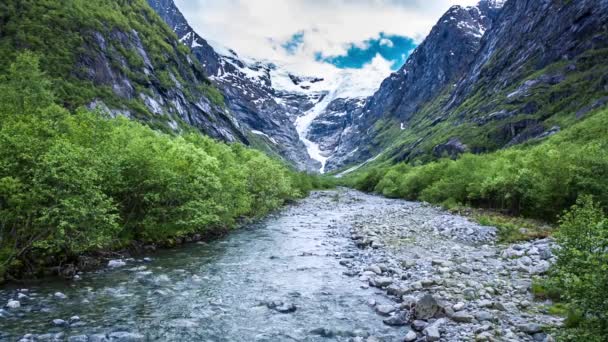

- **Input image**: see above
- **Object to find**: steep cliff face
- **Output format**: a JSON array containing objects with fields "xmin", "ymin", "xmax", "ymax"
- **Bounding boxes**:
[
  {"xmin": 147, "ymin": 0, "xmax": 320, "ymax": 171},
  {"xmin": 332, "ymin": 0, "xmax": 608, "ymax": 171},
  {"xmin": 325, "ymin": 0, "xmax": 504, "ymax": 170},
  {"xmin": 0, "ymin": 0, "xmax": 245, "ymax": 142}
]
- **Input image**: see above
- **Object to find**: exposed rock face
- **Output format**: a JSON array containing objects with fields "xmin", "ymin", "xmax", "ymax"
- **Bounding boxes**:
[
  {"xmin": 73, "ymin": 13, "xmax": 246, "ymax": 142},
  {"xmin": 147, "ymin": 0, "xmax": 319, "ymax": 171},
  {"xmin": 326, "ymin": 0, "xmax": 608, "ymax": 171},
  {"xmin": 307, "ymin": 98, "xmax": 366, "ymax": 156},
  {"xmin": 450, "ymin": 0, "xmax": 608, "ymax": 108},
  {"xmin": 325, "ymin": 1, "xmax": 503, "ymax": 169},
  {"xmin": 433, "ymin": 138, "xmax": 469, "ymax": 159}
]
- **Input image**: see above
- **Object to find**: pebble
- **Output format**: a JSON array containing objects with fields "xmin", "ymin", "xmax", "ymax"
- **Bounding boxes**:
[
  {"xmin": 6, "ymin": 300, "xmax": 20, "ymax": 309},
  {"xmin": 107, "ymin": 259, "xmax": 127, "ymax": 268}
]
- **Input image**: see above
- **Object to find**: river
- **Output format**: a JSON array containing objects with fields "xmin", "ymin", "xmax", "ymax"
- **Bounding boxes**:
[{"xmin": 0, "ymin": 190, "xmax": 561, "ymax": 341}]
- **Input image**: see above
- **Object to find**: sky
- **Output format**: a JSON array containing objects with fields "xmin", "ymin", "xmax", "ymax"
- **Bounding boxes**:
[{"xmin": 174, "ymin": 0, "xmax": 479, "ymax": 88}]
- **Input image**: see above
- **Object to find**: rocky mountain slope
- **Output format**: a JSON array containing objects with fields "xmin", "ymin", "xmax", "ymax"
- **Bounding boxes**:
[
  {"xmin": 325, "ymin": 0, "xmax": 608, "ymax": 172},
  {"xmin": 148, "ymin": 0, "xmax": 324, "ymax": 171},
  {"xmin": 0, "ymin": 0, "xmax": 247, "ymax": 143}
]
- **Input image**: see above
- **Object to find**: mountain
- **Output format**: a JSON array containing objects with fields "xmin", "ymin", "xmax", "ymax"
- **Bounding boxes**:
[
  {"xmin": 0, "ymin": 0, "xmax": 248, "ymax": 143},
  {"xmin": 148, "ymin": 0, "xmax": 323, "ymax": 171},
  {"xmin": 327, "ymin": 0, "xmax": 608, "ymax": 172}
]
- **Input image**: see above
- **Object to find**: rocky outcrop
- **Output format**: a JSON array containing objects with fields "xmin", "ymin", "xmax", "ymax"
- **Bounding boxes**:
[{"xmin": 432, "ymin": 138, "xmax": 469, "ymax": 159}]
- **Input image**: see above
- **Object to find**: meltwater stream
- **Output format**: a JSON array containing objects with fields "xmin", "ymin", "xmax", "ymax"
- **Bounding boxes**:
[{"xmin": 0, "ymin": 192, "xmax": 405, "ymax": 341}]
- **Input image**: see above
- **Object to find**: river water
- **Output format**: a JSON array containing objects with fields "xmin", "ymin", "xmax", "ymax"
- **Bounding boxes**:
[{"xmin": 0, "ymin": 191, "xmax": 406, "ymax": 341}]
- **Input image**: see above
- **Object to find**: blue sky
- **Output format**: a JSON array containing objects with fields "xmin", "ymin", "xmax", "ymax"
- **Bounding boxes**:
[{"xmin": 314, "ymin": 33, "xmax": 417, "ymax": 70}]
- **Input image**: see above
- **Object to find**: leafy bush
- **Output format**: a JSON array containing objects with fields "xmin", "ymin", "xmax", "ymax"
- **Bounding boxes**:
[
  {"xmin": 550, "ymin": 196, "xmax": 608, "ymax": 339},
  {"xmin": 350, "ymin": 108, "xmax": 608, "ymax": 222},
  {"xmin": 0, "ymin": 53, "xmax": 315, "ymax": 281}
]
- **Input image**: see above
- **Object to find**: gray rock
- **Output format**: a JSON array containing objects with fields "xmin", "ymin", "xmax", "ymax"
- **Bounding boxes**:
[
  {"xmin": 404, "ymin": 330, "xmax": 417, "ymax": 342},
  {"xmin": 68, "ymin": 336, "xmax": 89, "ymax": 342},
  {"xmin": 375, "ymin": 304, "xmax": 396, "ymax": 316},
  {"xmin": 108, "ymin": 332, "xmax": 144, "ymax": 341},
  {"xmin": 518, "ymin": 323, "xmax": 543, "ymax": 334},
  {"xmin": 475, "ymin": 311, "xmax": 494, "ymax": 322},
  {"xmin": 382, "ymin": 311, "xmax": 410, "ymax": 326},
  {"xmin": 371, "ymin": 277, "xmax": 393, "ymax": 288},
  {"xmin": 453, "ymin": 302, "xmax": 465, "ymax": 311},
  {"xmin": 452, "ymin": 311, "xmax": 474, "ymax": 323},
  {"xmin": 52, "ymin": 319, "xmax": 68, "ymax": 326},
  {"xmin": 275, "ymin": 303, "xmax": 297, "ymax": 313},
  {"xmin": 463, "ymin": 288, "xmax": 477, "ymax": 300},
  {"xmin": 107, "ymin": 259, "xmax": 127, "ymax": 268},
  {"xmin": 6, "ymin": 300, "xmax": 20, "ymax": 309},
  {"xmin": 366, "ymin": 265, "xmax": 382, "ymax": 275},
  {"xmin": 423, "ymin": 319, "xmax": 445, "ymax": 341},
  {"xmin": 54, "ymin": 292, "xmax": 67, "ymax": 299},
  {"xmin": 414, "ymin": 294, "xmax": 439, "ymax": 320},
  {"xmin": 411, "ymin": 320, "xmax": 427, "ymax": 331}
]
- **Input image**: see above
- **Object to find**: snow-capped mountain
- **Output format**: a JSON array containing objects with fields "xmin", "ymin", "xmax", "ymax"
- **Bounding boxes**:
[{"xmin": 148, "ymin": 0, "xmax": 384, "ymax": 173}]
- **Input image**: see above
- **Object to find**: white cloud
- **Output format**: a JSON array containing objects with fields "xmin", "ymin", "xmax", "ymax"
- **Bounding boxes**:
[{"xmin": 174, "ymin": 0, "xmax": 479, "ymax": 92}]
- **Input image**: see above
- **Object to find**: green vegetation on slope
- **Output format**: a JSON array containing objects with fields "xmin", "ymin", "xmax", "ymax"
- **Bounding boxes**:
[
  {"xmin": 0, "ymin": 0, "xmax": 225, "ymax": 131},
  {"xmin": 363, "ymin": 48, "xmax": 608, "ymax": 168},
  {"xmin": 0, "ymin": 53, "xmax": 324, "ymax": 282},
  {"xmin": 347, "ymin": 106, "xmax": 608, "ymax": 222}
]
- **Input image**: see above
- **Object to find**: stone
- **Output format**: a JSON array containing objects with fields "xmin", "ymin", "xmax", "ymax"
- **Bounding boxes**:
[
  {"xmin": 404, "ymin": 330, "xmax": 417, "ymax": 342},
  {"xmin": 366, "ymin": 265, "xmax": 382, "ymax": 275},
  {"xmin": 275, "ymin": 303, "xmax": 297, "ymax": 313},
  {"xmin": 375, "ymin": 304, "xmax": 396, "ymax": 316},
  {"xmin": 54, "ymin": 292, "xmax": 67, "ymax": 299},
  {"xmin": 475, "ymin": 311, "xmax": 494, "ymax": 322},
  {"xmin": 458, "ymin": 265, "xmax": 472, "ymax": 274},
  {"xmin": 382, "ymin": 311, "xmax": 409, "ymax": 326},
  {"xmin": 371, "ymin": 277, "xmax": 393, "ymax": 288},
  {"xmin": 479, "ymin": 300, "xmax": 493, "ymax": 308},
  {"xmin": 108, "ymin": 332, "xmax": 144, "ymax": 341},
  {"xmin": 452, "ymin": 311, "xmax": 474, "ymax": 323},
  {"xmin": 52, "ymin": 319, "xmax": 68, "ymax": 326},
  {"xmin": 518, "ymin": 323, "xmax": 543, "ymax": 334},
  {"xmin": 411, "ymin": 320, "xmax": 427, "ymax": 331},
  {"xmin": 414, "ymin": 294, "xmax": 439, "ymax": 320},
  {"xmin": 386, "ymin": 284, "xmax": 407, "ymax": 297},
  {"xmin": 453, "ymin": 302, "xmax": 465, "ymax": 311},
  {"xmin": 493, "ymin": 302, "xmax": 507, "ymax": 311},
  {"xmin": 108, "ymin": 259, "xmax": 127, "ymax": 268},
  {"xmin": 68, "ymin": 336, "xmax": 89, "ymax": 342},
  {"xmin": 69, "ymin": 316, "xmax": 81, "ymax": 323},
  {"xmin": 423, "ymin": 319, "xmax": 445, "ymax": 341},
  {"xmin": 6, "ymin": 300, "xmax": 20, "ymax": 309},
  {"xmin": 463, "ymin": 288, "xmax": 477, "ymax": 300},
  {"xmin": 421, "ymin": 278, "xmax": 435, "ymax": 287}
]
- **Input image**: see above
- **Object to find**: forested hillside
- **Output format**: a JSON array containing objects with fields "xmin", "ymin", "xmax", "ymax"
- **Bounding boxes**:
[{"xmin": 0, "ymin": 53, "xmax": 321, "ymax": 281}]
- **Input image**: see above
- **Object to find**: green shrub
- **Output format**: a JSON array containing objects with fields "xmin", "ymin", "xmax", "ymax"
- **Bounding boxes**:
[{"xmin": 551, "ymin": 196, "xmax": 608, "ymax": 338}]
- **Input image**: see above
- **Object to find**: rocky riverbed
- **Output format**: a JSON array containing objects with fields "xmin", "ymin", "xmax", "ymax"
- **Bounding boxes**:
[{"xmin": 0, "ymin": 190, "xmax": 560, "ymax": 341}]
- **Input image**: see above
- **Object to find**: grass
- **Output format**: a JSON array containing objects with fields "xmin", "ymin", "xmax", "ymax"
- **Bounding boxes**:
[{"xmin": 448, "ymin": 206, "xmax": 554, "ymax": 243}]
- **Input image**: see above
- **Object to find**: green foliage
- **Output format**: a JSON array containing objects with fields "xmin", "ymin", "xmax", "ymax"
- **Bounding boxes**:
[
  {"xmin": 475, "ymin": 213, "xmax": 551, "ymax": 243},
  {"xmin": 348, "ymin": 107, "xmax": 608, "ymax": 222},
  {"xmin": 199, "ymin": 83, "xmax": 225, "ymax": 107},
  {"xmin": 0, "ymin": 53, "xmax": 312, "ymax": 280},
  {"xmin": 549, "ymin": 196, "xmax": 608, "ymax": 339},
  {"xmin": 0, "ymin": 0, "xmax": 219, "ymax": 132}
]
